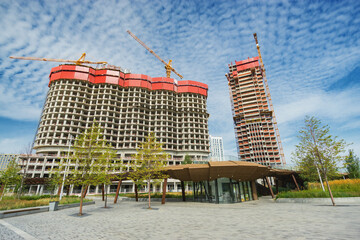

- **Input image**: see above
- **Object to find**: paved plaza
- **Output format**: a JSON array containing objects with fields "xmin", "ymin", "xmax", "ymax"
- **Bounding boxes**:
[{"xmin": 0, "ymin": 197, "xmax": 359, "ymax": 240}]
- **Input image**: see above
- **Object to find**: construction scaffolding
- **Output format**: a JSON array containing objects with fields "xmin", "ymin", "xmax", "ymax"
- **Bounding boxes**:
[{"xmin": 226, "ymin": 56, "xmax": 285, "ymax": 166}]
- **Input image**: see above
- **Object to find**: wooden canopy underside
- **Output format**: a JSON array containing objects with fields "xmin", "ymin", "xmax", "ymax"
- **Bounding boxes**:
[{"xmin": 165, "ymin": 161, "xmax": 296, "ymax": 182}]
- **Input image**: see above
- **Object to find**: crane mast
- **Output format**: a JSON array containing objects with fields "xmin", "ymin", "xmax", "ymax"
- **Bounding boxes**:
[
  {"xmin": 253, "ymin": 33, "xmax": 286, "ymax": 165},
  {"xmin": 127, "ymin": 30, "xmax": 183, "ymax": 79}
]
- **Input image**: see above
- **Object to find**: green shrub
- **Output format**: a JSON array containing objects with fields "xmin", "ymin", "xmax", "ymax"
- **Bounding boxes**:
[
  {"xmin": 0, "ymin": 196, "xmax": 91, "ymax": 211},
  {"xmin": 276, "ymin": 189, "xmax": 360, "ymax": 199}
]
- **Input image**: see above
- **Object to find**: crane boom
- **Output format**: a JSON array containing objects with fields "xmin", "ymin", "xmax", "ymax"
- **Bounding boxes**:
[
  {"xmin": 253, "ymin": 33, "xmax": 286, "ymax": 165},
  {"xmin": 9, "ymin": 53, "xmax": 107, "ymax": 65},
  {"xmin": 127, "ymin": 30, "xmax": 183, "ymax": 79}
]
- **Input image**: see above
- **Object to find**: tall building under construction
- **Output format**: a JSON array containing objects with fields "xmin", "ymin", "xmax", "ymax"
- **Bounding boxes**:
[
  {"xmin": 226, "ymin": 57, "xmax": 285, "ymax": 166},
  {"xmin": 14, "ymin": 64, "xmax": 209, "ymax": 194}
]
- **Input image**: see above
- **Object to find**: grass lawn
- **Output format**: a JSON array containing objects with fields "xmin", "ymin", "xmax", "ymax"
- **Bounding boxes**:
[
  {"xmin": 277, "ymin": 179, "xmax": 360, "ymax": 199},
  {"xmin": 0, "ymin": 195, "xmax": 92, "ymax": 211}
]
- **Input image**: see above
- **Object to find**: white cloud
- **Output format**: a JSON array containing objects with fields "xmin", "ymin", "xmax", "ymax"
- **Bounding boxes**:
[{"xmin": 0, "ymin": 0, "xmax": 359, "ymax": 159}]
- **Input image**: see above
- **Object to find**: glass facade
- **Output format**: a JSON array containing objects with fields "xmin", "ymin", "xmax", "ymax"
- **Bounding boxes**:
[{"xmin": 192, "ymin": 178, "xmax": 254, "ymax": 204}]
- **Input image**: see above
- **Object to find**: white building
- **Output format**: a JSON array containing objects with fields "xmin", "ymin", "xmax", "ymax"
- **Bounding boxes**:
[
  {"xmin": 209, "ymin": 136, "xmax": 225, "ymax": 161},
  {"xmin": 10, "ymin": 64, "xmax": 211, "ymax": 195}
]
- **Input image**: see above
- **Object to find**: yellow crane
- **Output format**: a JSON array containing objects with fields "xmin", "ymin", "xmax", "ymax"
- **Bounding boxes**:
[
  {"xmin": 253, "ymin": 33, "xmax": 286, "ymax": 165},
  {"xmin": 9, "ymin": 53, "xmax": 108, "ymax": 65},
  {"xmin": 127, "ymin": 30, "xmax": 183, "ymax": 79}
]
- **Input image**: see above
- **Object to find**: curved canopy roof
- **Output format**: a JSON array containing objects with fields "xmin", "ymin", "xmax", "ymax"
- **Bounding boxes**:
[{"xmin": 164, "ymin": 161, "xmax": 279, "ymax": 182}]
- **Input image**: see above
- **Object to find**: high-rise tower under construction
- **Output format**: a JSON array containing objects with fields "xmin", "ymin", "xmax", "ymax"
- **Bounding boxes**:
[{"xmin": 226, "ymin": 56, "xmax": 285, "ymax": 166}]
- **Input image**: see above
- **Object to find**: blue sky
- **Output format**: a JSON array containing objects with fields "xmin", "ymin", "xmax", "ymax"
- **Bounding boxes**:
[{"xmin": 0, "ymin": 0, "xmax": 359, "ymax": 164}]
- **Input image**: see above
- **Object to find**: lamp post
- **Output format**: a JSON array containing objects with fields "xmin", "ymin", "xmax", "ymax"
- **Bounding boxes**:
[{"xmin": 59, "ymin": 135, "xmax": 73, "ymax": 200}]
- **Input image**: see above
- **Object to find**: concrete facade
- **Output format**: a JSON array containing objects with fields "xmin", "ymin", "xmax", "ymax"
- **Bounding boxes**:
[{"xmin": 15, "ymin": 64, "xmax": 211, "ymax": 194}]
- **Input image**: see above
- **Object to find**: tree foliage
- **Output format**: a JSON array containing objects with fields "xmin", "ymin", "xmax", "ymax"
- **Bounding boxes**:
[
  {"xmin": 345, "ymin": 150, "xmax": 360, "ymax": 179},
  {"xmin": 182, "ymin": 155, "xmax": 193, "ymax": 165},
  {"xmin": 95, "ymin": 147, "xmax": 124, "ymax": 208},
  {"xmin": 17, "ymin": 143, "xmax": 32, "ymax": 198},
  {"xmin": 0, "ymin": 159, "xmax": 22, "ymax": 200},
  {"xmin": 53, "ymin": 123, "xmax": 118, "ymax": 215},
  {"xmin": 292, "ymin": 116, "xmax": 347, "ymax": 206},
  {"xmin": 130, "ymin": 132, "xmax": 169, "ymax": 209}
]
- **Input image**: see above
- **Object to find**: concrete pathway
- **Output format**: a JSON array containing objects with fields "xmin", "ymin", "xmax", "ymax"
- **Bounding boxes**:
[{"xmin": 0, "ymin": 197, "xmax": 359, "ymax": 240}]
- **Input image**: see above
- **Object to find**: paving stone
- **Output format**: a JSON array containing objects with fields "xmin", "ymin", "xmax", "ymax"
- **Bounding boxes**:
[{"xmin": 0, "ymin": 197, "xmax": 359, "ymax": 240}]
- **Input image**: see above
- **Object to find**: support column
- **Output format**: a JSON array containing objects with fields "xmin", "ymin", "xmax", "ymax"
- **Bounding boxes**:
[
  {"xmin": 181, "ymin": 181, "xmax": 186, "ymax": 202},
  {"xmin": 266, "ymin": 177, "xmax": 275, "ymax": 199},
  {"xmin": 69, "ymin": 184, "xmax": 74, "ymax": 195},
  {"xmin": 215, "ymin": 179, "xmax": 219, "ymax": 204},
  {"xmin": 174, "ymin": 182, "xmax": 177, "ymax": 192},
  {"xmin": 162, "ymin": 178, "xmax": 167, "ymax": 204},
  {"xmin": 275, "ymin": 178, "xmax": 279, "ymax": 194},
  {"xmin": 95, "ymin": 185, "xmax": 99, "ymax": 194},
  {"xmin": 39, "ymin": 185, "xmax": 44, "ymax": 195},
  {"xmin": 36, "ymin": 185, "xmax": 40, "ymax": 195},
  {"xmin": 292, "ymin": 174, "xmax": 300, "ymax": 191},
  {"xmin": 114, "ymin": 180, "xmax": 122, "ymax": 204},
  {"xmin": 251, "ymin": 180, "xmax": 258, "ymax": 200}
]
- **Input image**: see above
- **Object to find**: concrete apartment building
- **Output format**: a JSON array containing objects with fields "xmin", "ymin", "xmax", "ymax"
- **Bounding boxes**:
[
  {"xmin": 0, "ymin": 154, "xmax": 17, "ymax": 170},
  {"xmin": 16, "ymin": 64, "xmax": 210, "ymax": 194},
  {"xmin": 226, "ymin": 57, "xmax": 284, "ymax": 166},
  {"xmin": 209, "ymin": 136, "xmax": 225, "ymax": 161}
]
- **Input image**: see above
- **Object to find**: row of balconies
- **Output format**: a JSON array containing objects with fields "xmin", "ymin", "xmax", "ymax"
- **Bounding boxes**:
[{"xmin": 50, "ymin": 84, "xmax": 206, "ymax": 101}]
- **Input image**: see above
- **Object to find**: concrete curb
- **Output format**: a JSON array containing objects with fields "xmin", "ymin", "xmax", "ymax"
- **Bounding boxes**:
[
  {"xmin": 121, "ymin": 197, "xmax": 188, "ymax": 202},
  {"xmin": 0, "ymin": 201, "xmax": 95, "ymax": 219},
  {"xmin": 275, "ymin": 197, "xmax": 360, "ymax": 204}
]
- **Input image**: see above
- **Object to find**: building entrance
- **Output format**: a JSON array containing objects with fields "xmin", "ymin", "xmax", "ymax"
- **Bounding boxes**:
[{"xmin": 192, "ymin": 178, "xmax": 253, "ymax": 204}]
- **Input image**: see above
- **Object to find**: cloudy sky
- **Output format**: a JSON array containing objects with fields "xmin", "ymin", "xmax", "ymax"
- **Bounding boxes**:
[{"xmin": 0, "ymin": 0, "xmax": 359, "ymax": 164}]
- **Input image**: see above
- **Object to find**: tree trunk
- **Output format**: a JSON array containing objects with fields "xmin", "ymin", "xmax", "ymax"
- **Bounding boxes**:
[
  {"xmin": 57, "ymin": 184, "xmax": 62, "ymax": 197},
  {"xmin": 324, "ymin": 175, "xmax": 336, "ymax": 206},
  {"xmin": 105, "ymin": 184, "xmax": 108, "ymax": 208},
  {"xmin": 17, "ymin": 178, "xmax": 24, "ymax": 199},
  {"xmin": 148, "ymin": 178, "xmax": 151, "ymax": 209},
  {"xmin": 0, "ymin": 184, "xmax": 6, "ymax": 201},
  {"xmin": 135, "ymin": 184, "xmax": 138, "ymax": 202},
  {"xmin": 79, "ymin": 185, "xmax": 84, "ymax": 215},
  {"xmin": 101, "ymin": 184, "xmax": 105, "ymax": 201}
]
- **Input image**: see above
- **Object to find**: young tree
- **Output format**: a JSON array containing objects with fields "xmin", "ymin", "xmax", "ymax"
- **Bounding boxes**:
[
  {"xmin": 345, "ymin": 150, "xmax": 360, "ymax": 179},
  {"xmin": 182, "ymin": 155, "xmax": 193, "ymax": 164},
  {"xmin": 66, "ymin": 123, "xmax": 115, "ymax": 215},
  {"xmin": 293, "ymin": 116, "xmax": 347, "ymax": 206},
  {"xmin": 17, "ymin": 143, "xmax": 32, "ymax": 198},
  {"xmin": 0, "ymin": 159, "xmax": 22, "ymax": 200},
  {"xmin": 127, "ymin": 171, "xmax": 145, "ymax": 202},
  {"xmin": 96, "ymin": 146, "xmax": 124, "ymax": 208},
  {"xmin": 131, "ymin": 133, "xmax": 169, "ymax": 209}
]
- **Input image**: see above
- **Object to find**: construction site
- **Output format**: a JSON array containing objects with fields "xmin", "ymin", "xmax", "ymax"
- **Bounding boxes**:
[
  {"xmin": 1, "ymin": 31, "xmax": 289, "ymax": 198},
  {"xmin": 225, "ymin": 34, "xmax": 285, "ymax": 166}
]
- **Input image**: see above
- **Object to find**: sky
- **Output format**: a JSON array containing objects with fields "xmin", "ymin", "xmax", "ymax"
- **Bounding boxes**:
[{"xmin": 0, "ymin": 0, "xmax": 359, "ymax": 165}]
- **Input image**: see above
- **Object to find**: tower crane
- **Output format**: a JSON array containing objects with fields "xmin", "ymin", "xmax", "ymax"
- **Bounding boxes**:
[
  {"xmin": 9, "ymin": 53, "xmax": 108, "ymax": 66},
  {"xmin": 127, "ymin": 30, "xmax": 183, "ymax": 79},
  {"xmin": 253, "ymin": 33, "xmax": 286, "ymax": 165}
]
